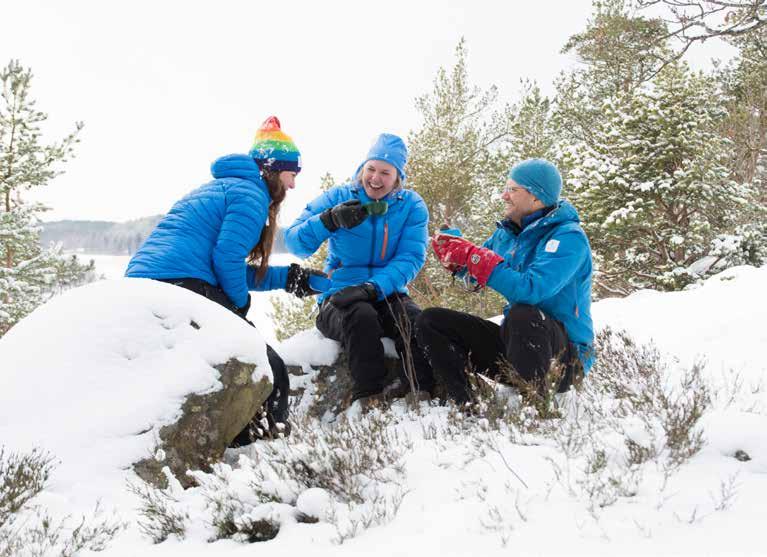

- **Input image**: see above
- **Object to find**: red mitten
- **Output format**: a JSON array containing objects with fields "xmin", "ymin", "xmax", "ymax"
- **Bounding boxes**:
[
  {"xmin": 431, "ymin": 233, "xmax": 473, "ymax": 273},
  {"xmin": 465, "ymin": 245, "xmax": 504, "ymax": 286},
  {"xmin": 431, "ymin": 234, "xmax": 504, "ymax": 286}
]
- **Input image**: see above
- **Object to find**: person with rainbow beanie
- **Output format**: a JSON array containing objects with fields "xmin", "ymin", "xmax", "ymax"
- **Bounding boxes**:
[
  {"xmin": 417, "ymin": 158, "xmax": 595, "ymax": 405},
  {"xmin": 126, "ymin": 116, "xmax": 326, "ymax": 443},
  {"xmin": 285, "ymin": 133, "xmax": 434, "ymax": 410}
]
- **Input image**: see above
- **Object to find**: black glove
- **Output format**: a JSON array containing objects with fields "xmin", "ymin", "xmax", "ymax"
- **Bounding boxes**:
[
  {"xmin": 235, "ymin": 293, "xmax": 252, "ymax": 318},
  {"xmin": 328, "ymin": 283, "xmax": 378, "ymax": 308},
  {"xmin": 285, "ymin": 263, "xmax": 327, "ymax": 298},
  {"xmin": 320, "ymin": 199, "xmax": 368, "ymax": 232}
]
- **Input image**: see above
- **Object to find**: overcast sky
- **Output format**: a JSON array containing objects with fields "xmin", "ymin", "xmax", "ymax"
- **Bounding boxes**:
[{"xmin": 2, "ymin": 0, "xmax": 736, "ymax": 224}]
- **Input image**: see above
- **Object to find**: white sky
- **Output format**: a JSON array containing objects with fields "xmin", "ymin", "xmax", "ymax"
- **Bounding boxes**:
[{"xmin": 2, "ymin": 0, "xmax": 736, "ymax": 223}]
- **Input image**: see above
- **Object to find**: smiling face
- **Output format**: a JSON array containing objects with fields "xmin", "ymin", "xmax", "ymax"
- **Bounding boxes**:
[
  {"xmin": 361, "ymin": 159, "xmax": 399, "ymax": 200},
  {"xmin": 502, "ymin": 179, "xmax": 544, "ymax": 225}
]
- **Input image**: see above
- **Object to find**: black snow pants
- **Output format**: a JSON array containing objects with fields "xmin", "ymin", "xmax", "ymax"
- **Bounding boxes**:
[
  {"xmin": 414, "ymin": 304, "xmax": 582, "ymax": 404},
  {"xmin": 316, "ymin": 293, "xmax": 434, "ymax": 401},
  {"xmin": 157, "ymin": 278, "xmax": 290, "ymax": 440}
]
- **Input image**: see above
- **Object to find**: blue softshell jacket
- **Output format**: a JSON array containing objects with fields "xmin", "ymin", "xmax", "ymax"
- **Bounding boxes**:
[
  {"xmin": 484, "ymin": 200, "xmax": 595, "ymax": 372},
  {"xmin": 125, "ymin": 154, "xmax": 289, "ymax": 308},
  {"xmin": 284, "ymin": 184, "xmax": 429, "ymax": 304}
]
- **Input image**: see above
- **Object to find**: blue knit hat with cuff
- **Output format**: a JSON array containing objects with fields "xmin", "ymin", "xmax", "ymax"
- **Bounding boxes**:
[
  {"xmin": 508, "ymin": 158, "xmax": 562, "ymax": 207},
  {"xmin": 354, "ymin": 133, "xmax": 408, "ymax": 184}
]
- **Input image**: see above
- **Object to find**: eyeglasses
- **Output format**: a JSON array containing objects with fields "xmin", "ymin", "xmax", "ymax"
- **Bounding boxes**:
[
  {"xmin": 363, "ymin": 201, "xmax": 388, "ymax": 216},
  {"xmin": 503, "ymin": 185, "xmax": 525, "ymax": 195}
]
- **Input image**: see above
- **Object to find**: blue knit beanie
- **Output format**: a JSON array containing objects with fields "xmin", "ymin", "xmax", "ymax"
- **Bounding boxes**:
[
  {"xmin": 508, "ymin": 159, "xmax": 562, "ymax": 207},
  {"xmin": 355, "ymin": 133, "xmax": 408, "ymax": 183}
]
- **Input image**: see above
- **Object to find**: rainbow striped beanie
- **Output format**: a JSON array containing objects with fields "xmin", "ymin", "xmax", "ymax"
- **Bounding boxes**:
[{"xmin": 249, "ymin": 116, "xmax": 302, "ymax": 173}]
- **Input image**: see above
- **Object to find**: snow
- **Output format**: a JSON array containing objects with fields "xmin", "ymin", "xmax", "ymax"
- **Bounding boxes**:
[
  {"xmin": 295, "ymin": 488, "xmax": 333, "ymax": 520},
  {"xmin": 1, "ymin": 265, "xmax": 766, "ymax": 556},
  {"xmin": 593, "ymin": 265, "xmax": 767, "ymax": 391},
  {"xmin": 0, "ymin": 278, "xmax": 271, "ymax": 514}
]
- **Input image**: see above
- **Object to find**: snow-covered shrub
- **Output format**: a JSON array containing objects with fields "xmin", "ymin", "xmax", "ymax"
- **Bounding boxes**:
[
  {"xmin": 247, "ymin": 412, "xmax": 411, "ymax": 505},
  {"xmin": 708, "ymin": 221, "xmax": 767, "ymax": 270},
  {"xmin": 127, "ymin": 475, "xmax": 188, "ymax": 544},
  {"xmin": 546, "ymin": 327, "xmax": 711, "ymax": 512},
  {"xmin": 129, "ymin": 410, "xmax": 412, "ymax": 546},
  {"xmin": 0, "ymin": 447, "xmax": 123, "ymax": 556}
]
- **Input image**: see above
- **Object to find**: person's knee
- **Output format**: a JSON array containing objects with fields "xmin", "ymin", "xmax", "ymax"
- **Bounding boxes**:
[
  {"xmin": 415, "ymin": 307, "xmax": 452, "ymax": 332},
  {"xmin": 505, "ymin": 304, "xmax": 545, "ymax": 329}
]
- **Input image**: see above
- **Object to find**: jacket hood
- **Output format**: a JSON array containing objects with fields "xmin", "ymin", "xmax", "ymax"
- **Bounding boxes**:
[{"xmin": 211, "ymin": 154, "xmax": 263, "ymax": 182}]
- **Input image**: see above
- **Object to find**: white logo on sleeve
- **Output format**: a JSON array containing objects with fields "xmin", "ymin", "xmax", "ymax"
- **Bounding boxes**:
[{"xmin": 545, "ymin": 239, "xmax": 560, "ymax": 253}]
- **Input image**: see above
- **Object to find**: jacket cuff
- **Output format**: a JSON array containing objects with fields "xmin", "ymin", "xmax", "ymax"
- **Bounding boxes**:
[{"xmin": 308, "ymin": 213, "xmax": 333, "ymax": 243}]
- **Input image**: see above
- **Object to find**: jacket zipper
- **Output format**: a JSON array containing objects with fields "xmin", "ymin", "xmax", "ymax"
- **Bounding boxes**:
[{"xmin": 380, "ymin": 221, "xmax": 389, "ymax": 260}]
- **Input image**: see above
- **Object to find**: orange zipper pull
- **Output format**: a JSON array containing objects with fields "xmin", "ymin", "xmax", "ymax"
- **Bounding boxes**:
[{"xmin": 380, "ymin": 221, "xmax": 389, "ymax": 260}]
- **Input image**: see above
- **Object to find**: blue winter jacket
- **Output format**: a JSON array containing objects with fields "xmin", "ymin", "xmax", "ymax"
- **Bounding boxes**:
[
  {"xmin": 285, "ymin": 184, "xmax": 429, "ymax": 303},
  {"xmin": 125, "ymin": 154, "xmax": 289, "ymax": 308},
  {"xmin": 484, "ymin": 200, "xmax": 595, "ymax": 372}
]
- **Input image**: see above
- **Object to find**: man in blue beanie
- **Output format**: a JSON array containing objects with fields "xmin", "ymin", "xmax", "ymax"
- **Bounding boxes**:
[{"xmin": 415, "ymin": 158, "xmax": 594, "ymax": 404}]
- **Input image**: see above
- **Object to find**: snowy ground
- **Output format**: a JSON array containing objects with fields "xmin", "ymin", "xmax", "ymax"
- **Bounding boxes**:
[{"xmin": 1, "ymin": 263, "xmax": 765, "ymax": 556}]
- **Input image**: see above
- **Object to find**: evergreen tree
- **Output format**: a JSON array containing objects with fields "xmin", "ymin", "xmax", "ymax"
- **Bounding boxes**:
[
  {"xmin": 502, "ymin": 80, "xmax": 557, "ymax": 163},
  {"xmin": 561, "ymin": 62, "xmax": 759, "ymax": 295},
  {"xmin": 716, "ymin": 24, "xmax": 767, "ymax": 192},
  {"xmin": 555, "ymin": 0, "xmax": 673, "ymax": 154},
  {"xmin": 0, "ymin": 60, "xmax": 93, "ymax": 336},
  {"xmin": 406, "ymin": 39, "xmax": 511, "ymax": 316},
  {"xmin": 563, "ymin": 0, "xmax": 670, "ymax": 92}
]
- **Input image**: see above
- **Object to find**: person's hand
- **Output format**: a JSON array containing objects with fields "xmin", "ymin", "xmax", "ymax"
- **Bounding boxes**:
[
  {"xmin": 328, "ymin": 283, "xmax": 378, "ymax": 308},
  {"xmin": 285, "ymin": 263, "xmax": 327, "ymax": 298},
  {"xmin": 320, "ymin": 199, "xmax": 368, "ymax": 231},
  {"xmin": 431, "ymin": 234, "xmax": 504, "ymax": 286},
  {"xmin": 235, "ymin": 293, "xmax": 252, "ymax": 318}
]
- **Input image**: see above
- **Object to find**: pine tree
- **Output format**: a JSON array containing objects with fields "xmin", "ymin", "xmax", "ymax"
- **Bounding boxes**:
[
  {"xmin": 406, "ymin": 39, "xmax": 511, "ymax": 316},
  {"xmin": 0, "ymin": 60, "xmax": 93, "ymax": 336},
  {"xmin": 502, "ymin": 80, "xmax": 558, "ymax": 163},
  {"xmin": 555, "ymin": 0, "xmax": 672, "ymax": 153},
  {"xmin": 561, "ymin": 62, "xmax": 759, "ymax": 295},
  {"xmin": 716, "ymin": 24, "xmax": 767, "ymax": 192}
]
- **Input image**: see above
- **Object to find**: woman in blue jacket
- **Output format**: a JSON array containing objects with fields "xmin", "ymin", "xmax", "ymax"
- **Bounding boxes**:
[
  {"xmin": 285, "ymin": 134, "xmax": 433, "ymax": 407},
  {"xmin": 126, "ymin": 116, "xmax": 323, "ymax": 442}
]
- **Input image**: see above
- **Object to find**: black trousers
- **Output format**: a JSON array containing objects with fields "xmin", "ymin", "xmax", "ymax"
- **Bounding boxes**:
[
  {"xmin": 316, "ymin": 293, "xmax": 434, "ymax": 400},
  {"xmin": 157, "ymin": 278, "xmax": 289, "ymax": 424},
  {"xmin": 414, "ymin": 305, "xmax": 582, "ymax": 404}
]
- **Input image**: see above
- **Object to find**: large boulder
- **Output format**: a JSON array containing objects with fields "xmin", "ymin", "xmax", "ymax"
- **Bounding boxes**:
[
  {"xmin": 0, "ymin": 278, "xmax": 273, "ymax": 506},
  {"xmin": 133, "ymin": 357, "xmax": 272, "ymax": 488}
]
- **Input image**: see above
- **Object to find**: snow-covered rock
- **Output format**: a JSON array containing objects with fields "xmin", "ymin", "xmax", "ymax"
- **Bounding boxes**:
[{"xmin": 0, "ymin": 278, "xmax": 273, "ymax": 509}]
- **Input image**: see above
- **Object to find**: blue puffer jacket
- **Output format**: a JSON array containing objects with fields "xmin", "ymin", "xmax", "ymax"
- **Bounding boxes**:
[
  {"xmin": 484, "ymin": 200, "xmax": 595, "ymax": 372},
  {"xmin": 285, "ymin": 184, "xmax": 429, "ymax": 303},
  {"xmin": 125, "ymin": 154, "xmax": 289, "ymax": 308}
]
